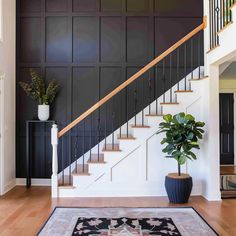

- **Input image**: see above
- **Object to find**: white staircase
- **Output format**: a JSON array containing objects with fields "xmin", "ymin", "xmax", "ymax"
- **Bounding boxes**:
[{"xmin": 55, "ymin": 67, "xmax": 208, "ymax": 198}]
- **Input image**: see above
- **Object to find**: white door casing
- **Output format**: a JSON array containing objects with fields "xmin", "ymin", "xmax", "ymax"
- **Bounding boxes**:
[{"xmin": 0, "ymin": 73, "xmax": 4, "ymax": 195}]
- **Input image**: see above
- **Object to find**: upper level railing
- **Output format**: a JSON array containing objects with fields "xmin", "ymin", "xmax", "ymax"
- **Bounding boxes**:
[
  {"xmin": 51, "ymin": 18, "xmax": 207, "ymax": 192},
  {"xmin": 209, "ymin": 0, "xmax": 235, "ymax": 50}
]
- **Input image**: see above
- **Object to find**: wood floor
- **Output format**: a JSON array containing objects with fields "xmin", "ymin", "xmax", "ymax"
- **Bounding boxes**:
[
  {"xmin": 0, "ymin": 187, "xmax": 236, "ymax": 236},
  {"xmin": 221, "ymin": 165, "xmax": 236, "ymax": 175}
]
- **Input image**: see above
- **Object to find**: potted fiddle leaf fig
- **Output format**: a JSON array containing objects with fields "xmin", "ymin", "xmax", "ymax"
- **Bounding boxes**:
[
  {"xmin": 157, "ymin": 112, "xmax": 205, "ymax": 203},
  {"xmin": 19, "ymin": 69, "xmax": 60, "ymax": 121}
]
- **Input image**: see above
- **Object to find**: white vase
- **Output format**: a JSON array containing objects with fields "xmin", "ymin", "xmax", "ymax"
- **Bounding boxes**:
[{"xmin": 38, "ymin": 104, "xmax": 50, "ymax": 121}]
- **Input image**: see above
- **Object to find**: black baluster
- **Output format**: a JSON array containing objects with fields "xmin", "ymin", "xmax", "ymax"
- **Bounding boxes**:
[
  {"xmin": 223, "ymin": 0, "xmax": 225, "ymax": 27},
  {"xmin": 198, "ymin": 33, "xmax": 201, "ymax": 79},
  {"xmin": 162, "ymin": 59, "xmax": 166, "ymax": 103},
  {"xmin": 82, "ymin": 120, "xmax": 85, "ymax": 173},
  {"xmin": 220, "ymin": 0, "xmax": 223, "ymax": 30},
  {"xmin": 216, "ymin": 0, "xmax": 220, "ymax": 46},
  {"xmin": 97, "ymin": 110, "xmax": 100, "ymax": 162},
  {"xmin": 134, "ymin": 81, "xmax": 137, "ymax": 126},
  {"xmin": 230, "ymin": 1, "xmax": 232, "ymax": 22},
  {"xmin": 153, "ymin": 66, "xmax": 158, "ymax": 115},
  {"xmin": 184, "ymin": 43, "xmax": 187, "ymax": 90},
  {"xmin": 104, "ymin": 103, "xmax": 107, "ymax": 150},
  {"xmin": 89, "ymin": 115, "xmax": 92, "ymax": 162},
  {"xmin": 210, "ymin": 0, "xmax": 213, "ymax": 49},
  {"xmin": 62, "ymin": 137, "xmax": 64, "ymax": 186},
  {"xmin": 226, "ymin": 0, "xmax": 229, "ymax": 24},
  {"xmin": 169, "ymin": 54, "xmax": 172, "ymax": 102},
  {"xmin": 112, "ymin": 98, "xmax": 115, "ymax": 150},
  {"xmin": 177, "ymin": 48, "xmax": 180, "ymax": 91},
  {"xmin": 155, "ymin": 66, "xmax": 158, "ymax": 114},
  {"xmin": 142, "ymin": 76, "xmax": 144, "ymax": 126},
  {"xmin": 126, "ymin": 76, "xmax": 129, "ymax": 138},
  {"xmin": 148, "ymin": 70, "xmax": 152, "ymax": 114},
  {"xmin": 69, "ymin": 131, "xmax": 72, "ymax": 185},
  {"xmin": 119, "ymin": 92, "xmax": 121, "ymax": 139},
  {"xmin": 213, "ymin": 0, "xmax": 216, "ymax": 47},
  {"xmin": 74, "ymin": 126, "xmax": 79, "ymax": 174},
  {"xmin": 191, "ymin": 38, "xmax": 193, "ymax": 81}
]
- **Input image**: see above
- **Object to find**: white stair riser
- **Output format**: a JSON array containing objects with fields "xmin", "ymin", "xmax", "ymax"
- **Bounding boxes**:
[{"xmin": 161, "ymin": 105, "xmax": 184, "ymax": 115}]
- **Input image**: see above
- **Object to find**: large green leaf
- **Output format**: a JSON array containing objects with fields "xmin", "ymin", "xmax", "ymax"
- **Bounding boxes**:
[
  {"xmin": 157, "ymin": 112, "xmax": 205, "ymax": 173},
  {"xmin": 163, "ymin": 114, "xmax": 172, "ymax": 123}
]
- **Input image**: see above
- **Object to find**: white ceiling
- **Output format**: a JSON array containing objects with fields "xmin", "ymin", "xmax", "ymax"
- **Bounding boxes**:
[{"xmin": 220, "ymin": 61, "xmax": 236, "ymax": 79}]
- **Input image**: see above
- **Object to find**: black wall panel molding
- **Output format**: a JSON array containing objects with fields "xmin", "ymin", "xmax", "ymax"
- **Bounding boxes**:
[{"xmin": 16, "ymin": 0, "xmax": 203, "ymax": 178}]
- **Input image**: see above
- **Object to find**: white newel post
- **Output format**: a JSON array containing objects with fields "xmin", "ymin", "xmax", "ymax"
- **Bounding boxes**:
[{"xmin": 51, "ymin": 124, "xmax": 58, "ymax": 198}]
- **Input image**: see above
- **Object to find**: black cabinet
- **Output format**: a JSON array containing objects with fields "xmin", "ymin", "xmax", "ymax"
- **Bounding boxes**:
[{"xmin": 26, "ymin": 120, "xmax": 55, "ymax": 187}]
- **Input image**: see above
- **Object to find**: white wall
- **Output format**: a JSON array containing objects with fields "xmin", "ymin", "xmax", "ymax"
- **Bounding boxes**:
[{"xmin": 0, "ymin": 0, "xmax": 16, "ymax": 195}]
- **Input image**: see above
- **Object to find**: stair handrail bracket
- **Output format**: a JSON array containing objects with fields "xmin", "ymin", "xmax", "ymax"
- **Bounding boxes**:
[{"xmin": 51, "ymin": 124, "xmax": 59, "ymax": 198}]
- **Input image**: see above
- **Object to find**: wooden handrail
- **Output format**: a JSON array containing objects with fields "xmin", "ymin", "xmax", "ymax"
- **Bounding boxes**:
[{"xmin": 58, "ymin": 16, "xmax": 207, "ymax": 138}]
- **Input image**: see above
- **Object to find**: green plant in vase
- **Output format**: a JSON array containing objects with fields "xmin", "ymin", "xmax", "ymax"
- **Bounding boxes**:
[
  {"xmin": 157, "ymin": 112, "xmax": 205, "ymax": 203},
  {"xmin": 19, "ymin": 69, "xmax": 60, "ymax": 121}
]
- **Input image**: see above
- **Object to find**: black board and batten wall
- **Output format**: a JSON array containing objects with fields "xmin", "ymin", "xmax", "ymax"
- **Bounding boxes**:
[{"xmin": 16, "ymin": 0, "xmax": 203, "ymax": 178}]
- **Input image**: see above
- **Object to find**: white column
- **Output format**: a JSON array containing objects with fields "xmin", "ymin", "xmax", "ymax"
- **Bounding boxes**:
[
  {"xmin": 51, "ymin": 124, "xmax": 58, "ymax": 198},
  {"xmin": 204, "ymin": 65, "xmax": 221, "ymax": 201}
]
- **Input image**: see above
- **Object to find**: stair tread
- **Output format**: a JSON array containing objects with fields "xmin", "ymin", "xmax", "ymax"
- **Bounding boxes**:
[
  {"xmin": 87, "ymin": 160, "xmax": 106, "ymax": 164},
  {"xmin": 175, "ymin": 90, "xmax": 193, "ymax": 93},
  {"xmin": 145, "ymin": 114, "xmax": 164, "ymax": 117},
  {"xmin": 102, "ymin": 144, "xmax": 121, "ymax": 152},
  {"xmin": 58, "ymin": 175, "xmax": 73, "ymax": 187},
  {"xmin": 160, "ymin": 102, "xmax": 179, "ymax": 105},
  {"xmin": 230, "ymin": 2, "xmax": 236, "ymax": 10},
  {"xmin": 131, "ymin": 125, "xmax": 150, "ymax": 128},
  {"xmin": 87, "ymin": 154, "xmax": 106, "ymax": 164},
  {"xmin": 206, "ymin": 44, "xmax": 220, "ymax": 54},
  {"xmin": 217, "ymin": 21, "xmax": 233, "ymax": 34},
  {"xmin": 189, "ymin": 76, "xmax": 209, "ymax": 81},
  {"xmin": 58, "ymin": 185, "xmax": 75, "ymax": 189},
  {"xmin": 117, "ymin": 135, "xmax": 136, "ymax": 140},
  {"xmin": 74, "ymin": 164, "xmax": 90, "ymax": 175},
  {"xmin": 72, "ymin": 172, "xmax": 91, "ymax": 176}
]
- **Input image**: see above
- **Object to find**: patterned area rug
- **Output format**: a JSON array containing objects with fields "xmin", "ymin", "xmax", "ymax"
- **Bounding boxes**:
[
  {"xmin": 37, "ymin": 207, "xmax": 218, "ymax": 236},
  {"xmin": 73, "ymin": 217, "xmax": 180, "ymax": 235}
]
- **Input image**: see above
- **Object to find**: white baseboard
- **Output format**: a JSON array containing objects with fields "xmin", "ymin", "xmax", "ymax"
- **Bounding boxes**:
[
  {"xmin": 2, "ymin": 178, "xmax": 15, "ymax": 195},
  {"xmin": 16, "ymin": 178, "xmax": 51, "ymax": 186}
]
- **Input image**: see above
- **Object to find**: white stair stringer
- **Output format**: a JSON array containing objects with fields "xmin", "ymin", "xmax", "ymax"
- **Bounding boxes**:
[{"xmin": 58, "ymin": 67, "xmax": 206, "ymax": 197}]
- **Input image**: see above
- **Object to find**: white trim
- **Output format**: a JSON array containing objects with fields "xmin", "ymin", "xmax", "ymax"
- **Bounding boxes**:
[
  {"xmin": 15, "ymin": 178, "xmax": 51, "ymax": 186},
  {"xmin": 0, "ymin": 74, "xmax": 4, "ymax": 195},
  {"xmin": 0, "ymin": 0, "xmax": 3, "ymax": 42},
  {"xmin": 3, "ymin": 179, "xmax": 15, "ymax": 194},
  {"xmin": 219, "ymin": 89, "xmax": 236, "ymax": 165}
]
